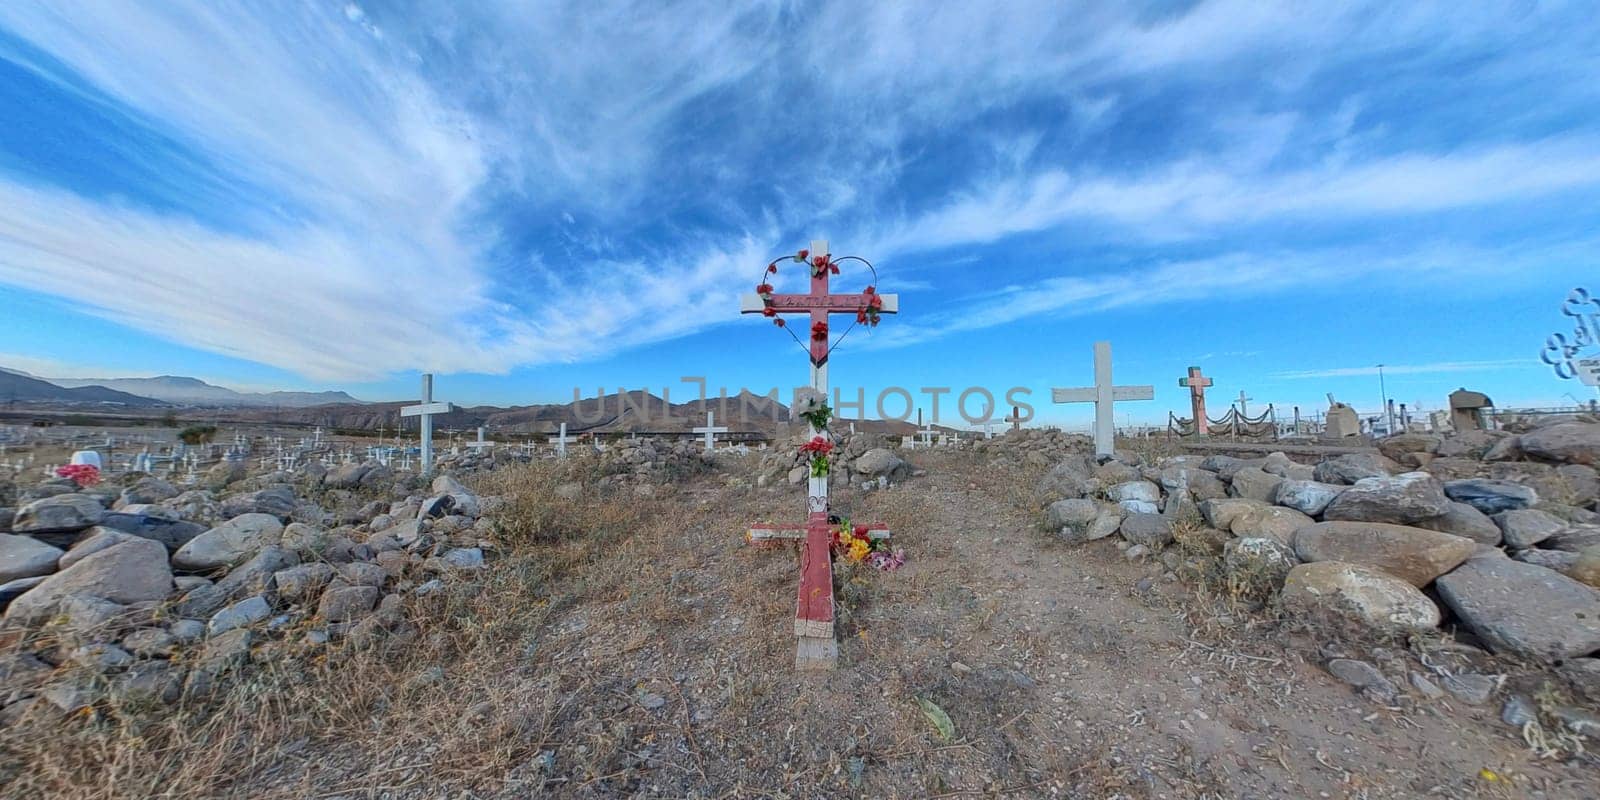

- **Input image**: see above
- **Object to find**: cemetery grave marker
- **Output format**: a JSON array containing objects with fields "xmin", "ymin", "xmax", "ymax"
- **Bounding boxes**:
[
  {"xmin": 692, "ymin": 411, "xmax": 729, "ymax": 452},
  {"xmin": 1178, "ymin": 366, "xmax": 1213, "ymax": 436},
  {"xmin": 400, "ymin": 374, "xmax": 454, "ymax": 473},
  {"xmin": 1051, "ymin": 341, "xmax": 1154, "ymax": 457},
  {"xmin": 548, "ymin": 422, "xmax": 573, "ymax": 458},
  {"xmin": 740, "ymin": 239, "xmax": 898, "ymax": 669}
]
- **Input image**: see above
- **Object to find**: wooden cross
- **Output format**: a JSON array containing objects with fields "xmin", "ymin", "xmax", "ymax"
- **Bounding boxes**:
[
  {"xmin": 740, "ymin": 239, "xmax": 899, "ymax": 670},
  {"xmin": 1004, "ymin": 405, "xmax": 1023, "ymax": 431},
  {"xmin": 547, "ymin": 422, "xmax": 572, "ymax": 458},
  {"xmin": 1178, "ymin": 366, "xmax": 1213, "ymax": 436},
  {"xmin": 1235, "ymin": 390, "xmax": 1253, "ymax": 416},
  {"xmin": 692, "ymin": 411, "xmax": 728, "ymax": 452},
  {"xmin": 1051, "ymin": 341, "xmax": 1153, "ymax": 457},
  {"xmin": 400, "ymin": 374, "xmax": 453, "ymax": 473}
]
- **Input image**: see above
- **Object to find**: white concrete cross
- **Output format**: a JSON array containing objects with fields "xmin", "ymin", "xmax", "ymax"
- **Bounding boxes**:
[
  {"xmin": 548, "ymin": 422, "xmax": 573, "ymax": 458},
  {"xmin": 693, "ymin": 411, "xmax": 729, "ymax": 452},
  {"xmin": 1051, "ymin": 341, "xmax": 1154, "ymax": 457},
  {"xmin": 466, "ymin": 426, "xmax": 494, "ymax": 453},
  {"xmin": 400, "ymin": 374, "xmax": 454, "ymax": 473},
  {"xmin": 917, "ymin": 422, "xmax": 935, "ymax": 447},
  {"xmin": 1235, "ymin": 390, "xmax": 1253, "ymax": 415}
]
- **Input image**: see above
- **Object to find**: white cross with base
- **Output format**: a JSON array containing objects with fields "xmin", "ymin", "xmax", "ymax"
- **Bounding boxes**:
[
  {"xmin": 466, "ymin": 426, "xmax": 494, "ymax": 453},
  {"xmin": 1051, "ymin": 341, "xmax": 1154, "ymax": 457},
  {"xmin": 692, "ymin": 411, "xmax": 728, "ymax": 452},
  {"xmin": 547, "ymin": 422, "xmax": 572, "ymax": 458},
  {"xmin": 400, "ymin": 373, "xmax": 454, "ymax": 473}
]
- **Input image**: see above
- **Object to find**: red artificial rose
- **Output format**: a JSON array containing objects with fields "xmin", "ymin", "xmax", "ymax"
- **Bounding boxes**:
[
  {"xmin": 797, "ymin": 249, "xmax": 808, "ymax": 261},
  {"xmin": 767, "ymin": 263, "xmax": 778, "ymax": 274},
  {"xmin": 812, "ymin": 254, "xmax": 828, "ymax": 267},
  {"xmin": 856, "ymin": 310, "xmax": 867, "ymax": 323},
  {"xmin": 774, "ymin": 318, "xmax": 785, "ymax": 327},
  {"xmin": 863, "ymin": 285, "xmax": 875, "ymax": 294},
  {"xmin": 799, "ymin": 435, "xmax": 833, "ymax": 455},
  {"xmin": 868, "ymin": 294, "xmax": 883, "ymax": 310},
  {"xmin": 756, "ymin": 283, "xmax": 773, "ymax": 295},
  {"xmin": 811, "ymin": 321, "xmax": 828, "ymax": 340},
  {"xmin": 762, "ymin": 306, "xmax": 777, "ymax": 317}
]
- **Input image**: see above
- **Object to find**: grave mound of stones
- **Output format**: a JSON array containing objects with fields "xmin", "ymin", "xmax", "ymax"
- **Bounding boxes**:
[
  {"xmin": 0, "ymin": 459, "xmax": 496, "ymax": 718},
  {"xmin": 1030, "ymin": 416, "xmax": 1600, "ymax": 713}
]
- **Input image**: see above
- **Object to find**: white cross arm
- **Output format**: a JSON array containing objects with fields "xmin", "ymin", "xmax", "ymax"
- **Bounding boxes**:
[
  {"xmin": 739, "ymin": 293, "xmax": 899, "ymax": 314},
  {"xmin": 401, "ymin": 402, "xmax": 454, "ymax": 417},
  {"xmin": 1052, "ymin": 386, "xmax": 1154, "ymax": 403}
]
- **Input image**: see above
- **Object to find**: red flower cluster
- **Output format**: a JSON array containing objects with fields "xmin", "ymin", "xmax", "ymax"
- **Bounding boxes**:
[
  {"xmin": 799, "ymin": 435, "xmax": 833, "ymax": 455},
  {"xmin": 832, "ymin": 523, "xmax": 872, "ymax": 549},
  {"xmin": 55, "ymin": 464, "xmax": 101, "ymax": 487},
  {"xmin": 856, "ymin": 285, "xmax": 884, "ymax": 326},
  {"xmin": 762, "ymin": 306, "xmax": 777, "ymax": 317},
  {"xmin": 811, "ymin": 320, "xmax": 828, "ymax": 341},
  {"xmin": 809, "ymin": 253, "xmax": 839, "ymax": 278},
  {"xmin": 755, "ymin": 283, "xmax": 773, "ymax": 296}
]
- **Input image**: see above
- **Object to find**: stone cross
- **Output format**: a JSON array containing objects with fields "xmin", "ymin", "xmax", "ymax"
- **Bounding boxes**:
[
  {"xmin": 1178, "ymin": 366, "xmax": 1214, "ymax": 436},
  {"xmin": 1051, "ymin": 341, "xmax": 1154, "ymax": 457},
  {"xmin": 692, "ymin": 411, "xmax": 728, "ymax": 452},
  {"xmin": 400, "ymin": 374, "xmax": 453, "ymax": 473},
  {"xmin": 547, "ymin": 422, "xmax": 572, "ymax": 457},
  {"xmin": 1235, "ymin": 390, "xmax": 1252, "ymax": 416},
  {"xmin": 740, "ymin": 239, "xmax": 898, "ymax": 670}
]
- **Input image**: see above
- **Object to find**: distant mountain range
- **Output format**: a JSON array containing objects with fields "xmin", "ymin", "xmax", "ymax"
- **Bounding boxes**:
[
  {"xmin": 0, "ymin": 369, "xmax": 164, "ymax": 407},
  {"xmin": 0, "ymin": 368, "xmax": 363, "ymax": 408}
]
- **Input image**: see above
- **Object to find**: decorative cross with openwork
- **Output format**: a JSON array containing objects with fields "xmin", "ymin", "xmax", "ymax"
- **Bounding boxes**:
[
  {"xmin": 740, "ymin": 239, "xmax": 899, "ymax": 670},
  {"xmin": 1178, "ymin": 366, "xmax": 1213, "ymax": 436}
]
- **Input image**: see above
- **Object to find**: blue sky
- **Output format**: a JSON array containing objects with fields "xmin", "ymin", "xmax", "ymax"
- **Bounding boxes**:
[{"xmin": 2, "ymin": 1, "xmax": 1600, "ymax": 428}]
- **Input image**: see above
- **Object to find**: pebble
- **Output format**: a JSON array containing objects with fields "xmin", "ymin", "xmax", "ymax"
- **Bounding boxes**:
[
  {"xmin": 637, "ymin": 692, "xmax": 667, "ymax": 710},
  {"xmin": 1501, "ymin": 694, "xmax": 1537, "ymax": 728}
]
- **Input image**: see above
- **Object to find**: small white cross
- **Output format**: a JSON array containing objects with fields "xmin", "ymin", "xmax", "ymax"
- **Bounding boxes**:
[
  {"xmin": 1235, "ymin": 390, "xmax": 1253, "ymax": 415},
  {"xmin": 1051, "ymin": 341, "xmax": 1155, "ymax": 457},
  {"xmin": 467, "ymin": 426, "xmax": 494, "ymax": 452},
  {"xmin": 548, "ymin": 422, "xmax": 573, "ymax": 458},
  {"xmin": 692, "ymin": 411, "xmax": 729, "ymax": 452}
]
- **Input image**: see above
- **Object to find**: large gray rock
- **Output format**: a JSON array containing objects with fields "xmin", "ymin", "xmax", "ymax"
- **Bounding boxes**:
[
  {"xmin": 1229, "ymin": 467, "xmax": 1283, "ymax": 503},
  {"xmin": 1513, "ymin": 547, "xmax": 1580, "ymax": 572},
  {"xmin": 1543, "ymin": 524, "xmax": 1600, "ymax": 553},
  {"xmin": 11, "ymin": 494, "xmax": 105, "ymax": 534},
  {"xmin": 1107, "ymin": 481, "xmax": 1161, "ymax": 514},
  {"xmin": 324, "ymin": 462, "xmax": 373, "ymax": 490},
  {"xmin": 1415, "ymin": 502, "xmax": 1503, "ymax": 546},
  {"xmin": 852, "ymin": 448, "xmax": 905, "ymax": 479},
  {"xmin": 1159, "ymin": 467, "xmax": 1227, "ymax": 501},
  {"xmin": 1557, "ymin": 464, "xmax": 1600, "ymax": 506},
  {"xmin": 0, "ymin": 534, "xmax": 62, "ymax": 583},
  {"xmin": 1044, "ymin": 499, "xmax": 1122, "ymax": 544},
  {"xmin": 1037, "ymin": 460, "xmax": 1098, "ymax": 501},
  {"xmin": 207, "ymin": 595, "xmax": 271, "ymax": 636},
  {"xmin": 118, "ymin": 478, "xmax": 179, "ymax": 507},
  {"xmin": 318, "ymin": 584, "xmax": 379, "ymax": 622},
  {"xmin": 219, "ymin": 487, "xmax": 297, "ymax": 520},
  {"xmin": 98, "ymin": 509, "xmax": 207, "ymax": 552},
  {"xmin": 1313, "ymin": 454, "xmax": 1391, "ymax": 485},
  {"xmin": 1273, "ymin": 480, "xmax": 1346, "ymax": 516},
  {"xmin": 1228, "ymin": 505, "xmax": 1313, "ymax": 545},
  {"xmin": 1119, "ymin": 513, "xmax": 1173, "ymax": 548},
  {"xmin": 1293, "ymin": 521, "xmax": 1476, "ymax": 587},
  {"xmin": 1443, "ymin": 479, "xmax": 1539, "ymax": 515},
  {"xmin": 1223, "ymin": 537, "xmax": 1298, "ymax": 591},
  {"xmin": 212, "ymin": 545, "xmax": 298, "ymax": 601},
  {"xmin": 1436, "ymin": 556, "xmax": 1600, "ymax": 660},
  {"xmin": 1199, "ymin": 497, "xmax": 1270, "ymax": 531},
  {"xmin": 1519, "ymin": 422, "xmax": 1600, "ymax": 465},
  {"xmin": 274, "ymin": 563, "xmax": 336, "ymax": 604},
  {"xmin": 1378, "ymin": 434, "xmax": 1442, "ymax": 462},
  {"xmin": 1281, "ymin": 561, "xmax": 1440, "ymax": 630},
  {"xmin": 172, "ymin": 513, "xmax": 285, "ymax": 571},
  {"xmin": 3, "ymin": 537, "xmax": 172, "ymax": 625},
  {"xmin": 56, "ymin": 526, "xmax": 142, "ymax": 569},
  {"xmin": 1492, "ymin": 509, "xmax": 1567, "ymax": 549},
  {"xmin": 1322, "ymin": 473, "xmax": 1451, "ymax": 525}
]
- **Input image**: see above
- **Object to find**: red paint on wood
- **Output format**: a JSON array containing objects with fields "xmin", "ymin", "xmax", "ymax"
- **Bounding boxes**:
[
  {"xmin": 1180, "ymin": 366, "xmax": 1214, "ymax": 435},
  {"xmin": 795, "ymin": 512, "xmax": 835, "ymax": 629}
]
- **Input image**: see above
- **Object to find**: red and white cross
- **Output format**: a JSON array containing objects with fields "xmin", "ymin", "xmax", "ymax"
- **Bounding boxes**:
[{"xmin": 740, "ymin": 239, "xmax": 900, "ymax": 669}]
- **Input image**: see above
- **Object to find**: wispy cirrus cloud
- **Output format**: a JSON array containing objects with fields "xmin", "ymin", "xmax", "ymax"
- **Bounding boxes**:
[{"xmin": 1, "ymin": 0, "xmax": 1598, "ymax": 386}]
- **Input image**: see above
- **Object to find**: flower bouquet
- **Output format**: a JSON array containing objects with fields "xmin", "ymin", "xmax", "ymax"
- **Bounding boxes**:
[
  {"xmin": 55, "ymin": 463, "xmax": 101, "ymax": 487},
  {"xmin": 799, "ymin": 435, "xmax": 833, "ymax": 477},
  {"xmin": 832, "ymin": 519, "xmax": 906, "ymax": 571}
]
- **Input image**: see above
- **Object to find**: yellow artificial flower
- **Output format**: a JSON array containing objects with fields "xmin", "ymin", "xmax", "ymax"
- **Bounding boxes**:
[{"xmin": 847, "ymin": 538, "xmax": 871, "ymax": 562}]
